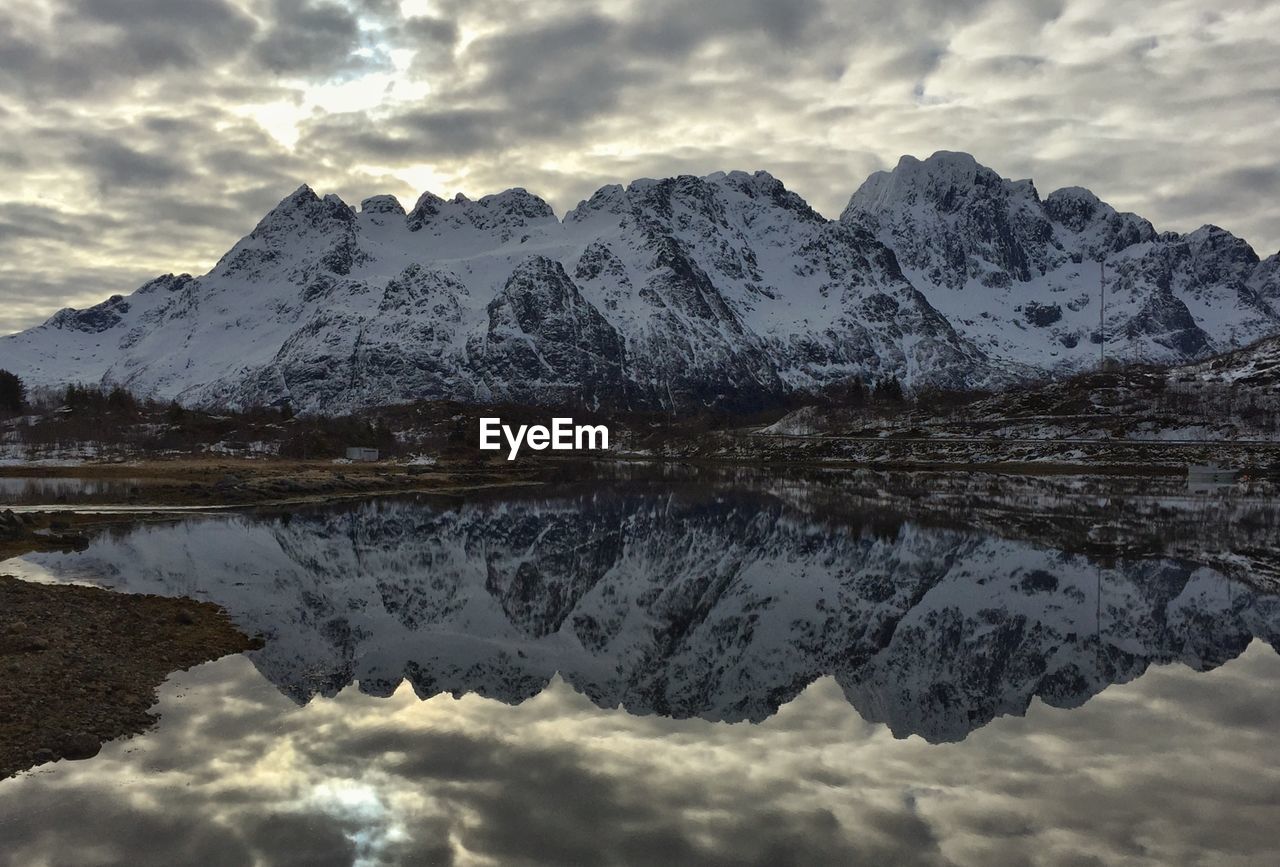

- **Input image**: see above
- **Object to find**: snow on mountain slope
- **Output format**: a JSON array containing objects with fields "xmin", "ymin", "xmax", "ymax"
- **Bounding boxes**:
[
  {"xmin": 2, "ymin": 154, "xmax": 1276, "ymax": 412},
  {"xmin": 1171, "ymin": 333, "xmax": 1280, "ymax": 386},
  {"xmin": 14, "ymin": 490, "xmax": 1280, "ymax": 741},
  {"xmin": 0, "ymin": 172, "xmax": 1013, "ymax": 412},
  {"xmin": 842, "ymin": 151, "xmax": 1280, "ymax": 371}
]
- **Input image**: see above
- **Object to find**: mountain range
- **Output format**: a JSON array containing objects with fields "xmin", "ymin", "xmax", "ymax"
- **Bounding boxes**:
[{"xmin": 2, "ymin": 151, "xmax": 1277, "ymax": 413}]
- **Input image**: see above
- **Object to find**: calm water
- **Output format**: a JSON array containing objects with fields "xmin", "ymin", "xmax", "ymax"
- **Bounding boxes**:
[
  {"xmin": 2, "ymin": 471, "xmax": 1279, "ymax": 865},
  {"xmin": 0, "ymin": 476, "xmax": 147, "ymax": 505}
]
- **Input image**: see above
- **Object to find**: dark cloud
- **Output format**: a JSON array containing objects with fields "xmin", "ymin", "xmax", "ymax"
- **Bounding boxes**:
[
  {"xmin": 0, "ymin": 785, "xmax": 255, "ymax": 867},
  {"xmin": 0, "ymin": 0, "xmax": 393, "ymax": 103},
  {"xmin": 350, "ymin": 0, "xmax": 403, "ymax": 18},
  {"xmin": 1150, "ymin": 164, "xmax": 1280, "ymax": 250},
  {"xmin": 300, "ymin": 722, "xmax": 947, "ymax": 867},
  {"xmin": 294, "ymin": 3, "xmax": 825, "ymax": 168},
  {"xmin": 73, "ymin": 0, "xmax": 250, "ymax": 30},
  {"xmin": 394, "ymin": 9, "xmax": 465, "ymax": 77},
  {"xmin": 0, "ymin": 98, "xmax": 367, "ymax": 331},
  {"xmin": 0, "ymin": 0, "xmax": 258, "ymax": 99},
  {"xmin": 0, "ymin": 0, "xmax": 1278, "ymax": 329},
  {"xmin": 5, "ymin": 644, "xmax": 1280, "ymax": 866},
  {"xmin": 887, "ymin": 43, "xmax": 951, "ymax": 83},
  {"xmin": 240, "ymin": 812, "xmax": 361, "ymax": 867},
  {"xmin": 0, "ymin": 203, "xmax": 125, "ymax": 251},
  {"xmin": 251, "ymin": 0, "xmax": 373, "ymax": 76},
  {"xmin": 300, "ymin": 107, "xmax": 509, "ymax": 161},
  {"xmin": 70, "ymin": 134, "xmax": 195, "ymax": 193},
  {"xmin": 626, "ymin": 0, "xmax": 828, "ymax": 55},
  {"xmin": 402, "ymin": 12, "xmax": 653, "ymax": 147},
  {"xmin": 979, "ymin": 54, "xmax": 1050, "ymax": 76}
]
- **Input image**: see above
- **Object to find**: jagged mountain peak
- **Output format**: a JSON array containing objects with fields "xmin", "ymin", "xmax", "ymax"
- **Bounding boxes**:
[
  {"xmin": 255, "ymin": 184, "xmax": 319, "ymax": 225},
  {"xmin": 1183, "ymin": 223, "xmax": 1258, "ymax": 260},
  {"xmin": 701, "ymin": 168, "xmax": 784, "ymax": 191},
  {"xmin": 1249, "ymin": 251, "xmax": 1280, "ymax": 303},
  {"xmin": 1043, "ymin": 187, "xmax": 1156, "ymax": 258},
  {"xmin": 1, "ymin": 158, "xmax": 1278, "ymax": 413},
  {"xmin": 360, "ymin": 195, "xmax": 405, "ymax": 216},
  {"xmin": 264, "ymin": 184, "xmax": 356, "ymax": 219},
  {"xmin": 842, "ymin": 151, "xmax": 1038, "ymax": 222},
  {"xmin": 281, "ymin": 183, "xmax": 319, "ymax": 206},
  {"xmin": 716, "ymin": 169, "xmax": 825, "ymax": 223},
  {"xmin": 401, "ymin": 186, "xmax": 557, "ymax": 237},
  {"xmin": 841, "ymin": 152, "xmax": 1055, "ymax": 292},
  {"xmin": 1043, "ymin": 184, "xmax": 1100, "ymax": 208},
  {"xmin": 567, "ymin": 169, "xmax": 824, "ymax": 233},
  {"xmin": 135, "ymin": 273, "xmax": 195, "ymax": 295},
  {"xmin": 475, "ymin": 187, "xmax": 555, "ymax": 218},
  {"xmin": 889, "ymin": 150, "xmax": 983, "ymax": 180},
  {"xmin": 406, "ymin": 190, "xmax": 445, "ymax": 230},
  {"xmin": 836, "ymin": 152, "xmax": 1277, "ymax": 369},
  {"xmin": 249, "ymin": 184, "xmax": 355, "ymax": 239},
  {"xmin": 1044, "ymin": 185, "xmax": 1112, "ymax": 230},
  {"xmin": 905, "ymin": 149, "xmax": 979, "ymax": 169}
]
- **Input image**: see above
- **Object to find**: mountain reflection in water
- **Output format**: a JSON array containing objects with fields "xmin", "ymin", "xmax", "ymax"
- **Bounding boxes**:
[
  {"xmin": 12, "ymin": 477, "xmax": 1280, "ymax": 743},
  {"xmin": 4, "ymin": 474, "xmax": 1280, "ymax": 866}
]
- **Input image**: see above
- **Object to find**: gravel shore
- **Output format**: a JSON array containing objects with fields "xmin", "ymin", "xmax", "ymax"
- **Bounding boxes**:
[{"xmin": 0, "ymin": 575, "xmax": 260, "ymax": 778}]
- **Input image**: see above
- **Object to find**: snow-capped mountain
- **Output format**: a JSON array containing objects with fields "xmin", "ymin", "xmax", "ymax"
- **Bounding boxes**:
[
  {"xmin": 2, "ymin": 153, "xmax": 1276, "ymax": 413},
  {"xmin": 15, "ymin": 488, "xmax": 1280, "ymax": 742},
  {"xmin": 843, "ymin": 152, "xmax": 1280, "ymax": 369}
]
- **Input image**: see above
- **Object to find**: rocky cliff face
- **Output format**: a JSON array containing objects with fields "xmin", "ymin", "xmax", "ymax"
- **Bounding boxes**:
[
  {"xmin": 842, "ymin": 152, "xmax": 1280, "ymax": 371},
  {"xmin": 20, "ymin": 487, "xmax": 1280, "ymax": 743},
  {"xmin": 2, "ymin": 154, "xmax": 1276, "ymax": 412}
]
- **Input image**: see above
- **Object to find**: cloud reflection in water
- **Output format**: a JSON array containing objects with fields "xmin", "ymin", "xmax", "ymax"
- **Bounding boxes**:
[{"xmin": 2, "ymin": 480, "xmax": 1280, "ymax": 865}]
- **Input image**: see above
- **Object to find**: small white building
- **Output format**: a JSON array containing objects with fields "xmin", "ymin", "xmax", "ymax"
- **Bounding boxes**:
[{"xmin": 345, "ymin": 447, "xmax": 380, "ymax": 462}]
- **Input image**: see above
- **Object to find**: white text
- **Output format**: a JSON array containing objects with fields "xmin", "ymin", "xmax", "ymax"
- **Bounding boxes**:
[{"xmin": 479, "ymin": 417, "xmax": 610, "ymax": 460}]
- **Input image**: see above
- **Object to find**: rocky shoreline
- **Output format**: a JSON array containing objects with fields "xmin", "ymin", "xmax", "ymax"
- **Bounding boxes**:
[
  {"xmin": 1, "ymin": 503, "xmax": 264, "ymax": 779},
  {"xmin": 0, "ymin": 575, "xmax": 260, "ymax": 778}
]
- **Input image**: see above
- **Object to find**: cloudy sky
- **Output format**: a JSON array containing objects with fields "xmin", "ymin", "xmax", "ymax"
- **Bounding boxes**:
[
  {"xmin": 5, "ymin": 646, "xmax": 1280, "ymax": 865},
  {"xmin": 1, "ymin": 0, "xmax": 1277, "ymax": 333}
]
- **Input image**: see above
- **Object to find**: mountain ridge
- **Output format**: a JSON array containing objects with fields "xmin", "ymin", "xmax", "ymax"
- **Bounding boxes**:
[{"xmin": 2, "ymin": 152, "xmax": 1276, "ymax": 414}]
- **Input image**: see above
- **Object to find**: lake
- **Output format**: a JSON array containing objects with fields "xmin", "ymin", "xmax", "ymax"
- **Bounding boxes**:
[{"xmin": 2, "ymin": 469, "xmax": 1279, "ymax": 865}]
